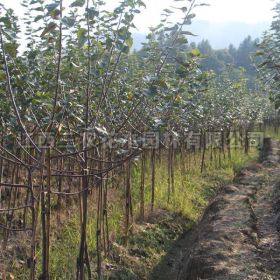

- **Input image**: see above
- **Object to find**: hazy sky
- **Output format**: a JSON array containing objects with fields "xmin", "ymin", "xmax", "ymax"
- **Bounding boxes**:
[{"xmin": 0, "ymin": 0, "xmax": 276, "ymax": 32}]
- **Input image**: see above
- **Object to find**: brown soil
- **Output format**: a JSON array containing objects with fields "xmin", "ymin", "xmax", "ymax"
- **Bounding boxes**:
[{"xmin": 152, "ymin": 139, "xmax": 280, "ymax": 280}]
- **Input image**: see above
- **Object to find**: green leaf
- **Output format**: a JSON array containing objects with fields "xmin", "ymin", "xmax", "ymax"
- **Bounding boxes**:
[
  {"xmin": 33, "ymin": 7, "xmax": 44, "ymax": 12},
  {"xmin": 2, "ymin": 29, "xmax": 16, "ymax": 40},
  {"xmin": 191, "ymin": 48, "xmax": 201, "ymax": 57},
  {"xmin": 105, "ymin": 37, "xmax": 113, "ymax": 50},
  {"xmin": 45, "ymin": 3, "xmax": 59, "ymax": 12},
  {"xmin": 122, "ymin": 45, "xmax": 130, "ymax": 54},
  {"xmin": 87, "ymin": 8, "xmax": 99, "ymax": 20},
  {"xmin": 40, "ymin": 22, "xmax": 57, "ymax": 37},
  {"xmin": 118, "ymin": 26, "xmax": 128, "ymax": 40},
  {"xmin": 62, "ymin": 16, "xmax": 75, "ymax": 28},
  {"xmin": 136, "ymin": 0, "xmax": 146, "ymax": 8},
  {"xmin": 176, "ymin": 37, "xmax": 188, "ymax": 44},
  {"xmin": 34, "ymin": 15, "xmax": 44, "ymax": 22},
  {"xmin": 49, "ymin": 9, "xmax": 61, "ymax": 19},
  {"xmin": 0, "ymin": 16, "xmax": 12, "ymax": 28},
  {"xmin": 70, "ymin": 61, "xmax": 80, "ymax": 68},
  {"xmin": 164, "ymin": 25, "xmax": 179, "ymax": 32},
  {"xmin": 77, "ymin": 27, "xmax": 87, "ymax": 46},
  {"xmin": 255, "ymin": 50, "xmax": 264, "ymax": 56},
  {"xmin": 258, "ymin": 61, "xmax": 268, "ymax": 68},
  {"xmin": 181, "ymin": 31, "xmax": 197, "ymax": 36},
  {"xmin": 126, "ymin": 37, "xmax": 133, "ymax": 49},
  {"xmin": 180, "ymin": 7, "xmax": 188, "ymax": 12},
  {"xmin": 143, "ymin": 85, "xmax": 157, "ymax": 98},
  {"xmin": 195, "ymin": 3, "xmax": 210, "ymax": 7},
  {"xmin": 163, "ymin": 8, "xmax": 173, "ymax": 14},
  {"xmin": 4, "ymin": 42, "xmax": 17, "ymax": 58},
  {"xmin": 70, "ymin": 0, "xmax": 85, "ymax": 7},
  {"xmin": 156, "ymin": 79, "xmax": 169, "ymax": 89}
]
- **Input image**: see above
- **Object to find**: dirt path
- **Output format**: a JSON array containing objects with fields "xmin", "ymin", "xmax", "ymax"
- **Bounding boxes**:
[{"xmin": 152, "ymin": 139, "xmax": 280, "ymax": 280}]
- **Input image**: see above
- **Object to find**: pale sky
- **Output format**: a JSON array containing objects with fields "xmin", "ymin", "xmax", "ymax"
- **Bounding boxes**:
[{"xmin": 0, "ymin": 0, "xmax": 276, "ymax": 32}]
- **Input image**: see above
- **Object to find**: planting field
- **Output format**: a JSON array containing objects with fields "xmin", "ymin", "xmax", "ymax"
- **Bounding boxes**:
[{"xmin": 0, "ymin": 0, "xmax": 280, "ymax": 279}]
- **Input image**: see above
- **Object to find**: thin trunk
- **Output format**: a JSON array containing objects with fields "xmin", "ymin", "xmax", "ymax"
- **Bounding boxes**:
[
  {"xmin": 201, "ymin": 133, "xmax": 206, "ymax": 173},
  {"xmin": 40, "ymin": 149, "xmax": 49, "ymax": 280},
  {"xmin": 124, "ymin": 160, "xmax": 132, "ymax": 246},
  {"xmin": 171, "ymin": 143, "xmax": 175, "ymax": 194},
  {"xmin": 151, "ymin": 148, "xmax": 156, "ymax": 211},
  {"xmin": 140, "ymin": 151, "xmax": 145, "ymax": 221}
]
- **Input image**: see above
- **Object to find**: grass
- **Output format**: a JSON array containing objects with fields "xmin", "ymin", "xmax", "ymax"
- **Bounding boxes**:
[
  {"xmin": 264, "ymin": 127, "xmax": 280, "ymax": 142},
  {"xmin": 132, "ymin": 147, "xmax": 257, "ymax": 221},
  {"xmin": 8, "ymin": 147, "xmax": 257, "ymax": 279}
]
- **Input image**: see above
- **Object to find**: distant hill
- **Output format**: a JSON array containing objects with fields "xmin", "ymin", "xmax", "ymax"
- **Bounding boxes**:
[
  {"xmin": 132, "ymin": 33, "xmax": 147, "ymax": 50},
  {"xmin": 189, "ymin": 20, "xmax": 271, "ymax": 49},
  {"xmin": 132, "ymin": 20, "xmax": 271, "ymax": 50}
]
